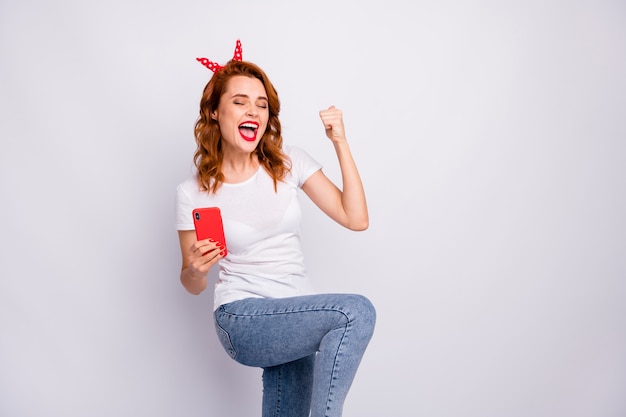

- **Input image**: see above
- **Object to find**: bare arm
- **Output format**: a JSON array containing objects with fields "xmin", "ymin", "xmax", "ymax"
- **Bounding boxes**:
[
  {"xmin": 178, "ymin": 230, "xmax": 224, "ymax": 294},
  {"xmin": 301, "ymin": 106, "xmax": 368, "ymax": 231}
]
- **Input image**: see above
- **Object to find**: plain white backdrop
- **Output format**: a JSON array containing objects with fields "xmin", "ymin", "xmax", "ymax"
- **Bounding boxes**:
[{"xmin": 1, "ymin": 0, "xmax": 625, "ymax": 416}]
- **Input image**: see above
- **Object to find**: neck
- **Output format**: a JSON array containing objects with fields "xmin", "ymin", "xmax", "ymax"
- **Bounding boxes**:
[{"xmin": 222, "ymin": 152, "xmax": 259, "ymax": 183}]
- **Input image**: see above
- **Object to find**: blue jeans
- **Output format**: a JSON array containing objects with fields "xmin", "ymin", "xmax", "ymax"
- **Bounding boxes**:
[{"xmin": 213, "ymin": 293, "xmax": 376, "ymax": 417}]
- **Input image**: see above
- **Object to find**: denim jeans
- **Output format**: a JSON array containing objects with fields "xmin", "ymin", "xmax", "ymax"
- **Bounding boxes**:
[{"xmin": 213, "ymin": 293, "xmax": 376, "ymax": 417}]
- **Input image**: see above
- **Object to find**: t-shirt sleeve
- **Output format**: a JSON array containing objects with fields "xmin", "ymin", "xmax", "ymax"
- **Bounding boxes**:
[
  {"xmin": 175, "ymin": 180, "xmax": 196, "ymax": 231},
  {"xmin": 285, "ymin": 145, "xmax": 323, "ymax": 188}
]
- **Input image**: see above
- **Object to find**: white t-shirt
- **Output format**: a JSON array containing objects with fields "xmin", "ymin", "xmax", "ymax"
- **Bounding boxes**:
[{"xmin": 176, "ymin": 145, "xmax": 322, "ymax": 310}]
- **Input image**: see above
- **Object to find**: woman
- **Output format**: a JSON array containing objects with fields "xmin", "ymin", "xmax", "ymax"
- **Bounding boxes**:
[{"xmin": 176, "ymin": 41, "xmax": 376, "ymax": 417}]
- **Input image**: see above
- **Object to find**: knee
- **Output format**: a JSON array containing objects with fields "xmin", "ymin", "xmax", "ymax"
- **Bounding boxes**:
[{"xmin": 347, "ymin": 294, "xmax": 376, "ymax": 335}]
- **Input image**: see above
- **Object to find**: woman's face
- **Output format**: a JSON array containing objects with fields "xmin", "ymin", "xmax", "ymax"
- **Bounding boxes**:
[{"xmin": 213, "ymin": 75, "xmax": 269, "ymax": 155}]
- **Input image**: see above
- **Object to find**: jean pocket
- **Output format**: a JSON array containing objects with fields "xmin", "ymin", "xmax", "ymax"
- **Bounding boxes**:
[{"xmin": 214, "ymin": 320, "xmax": 237, "ymax": 360}]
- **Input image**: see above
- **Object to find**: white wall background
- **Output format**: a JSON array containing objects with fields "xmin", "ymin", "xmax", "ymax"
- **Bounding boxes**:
[{"xmin": 1, "ymin": 1, "xmax": 625, "ymax": 416}]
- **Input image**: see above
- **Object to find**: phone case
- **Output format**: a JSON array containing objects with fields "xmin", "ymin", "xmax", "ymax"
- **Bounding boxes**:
[{"xmin": 192, "ymin": 207, "xmax": 228, "ymax": 256}]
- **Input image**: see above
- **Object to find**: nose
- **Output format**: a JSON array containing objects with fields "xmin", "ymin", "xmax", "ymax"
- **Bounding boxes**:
[{"xmin": 246, "ymin": 105, "xmax": 257, "ymax": 117}]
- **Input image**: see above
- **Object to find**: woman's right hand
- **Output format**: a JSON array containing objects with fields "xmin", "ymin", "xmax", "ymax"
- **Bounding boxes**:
[
  {"xmin": 178, "ymin": 230, "xmax": 223, "ymax": 294},
  {"xmin": 186, "ymin": 238, "xmax": 224, "ymax": 278}
]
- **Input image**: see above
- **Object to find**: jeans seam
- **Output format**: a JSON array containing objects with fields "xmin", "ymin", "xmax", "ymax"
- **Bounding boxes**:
[
  {"xmin": 325, "ymin": 320, "xmax": 351, "ymax": 417},
  {"xmin": 275, "ymin": 366, "xmax": 282, "ymax": 417},
  {"xmin": 221, "ymin": 305, "xmax": 354, "ymax": 323},
  {"xmin": 214, "ymin": 312, "xmax": 237, "ymax": 360}
]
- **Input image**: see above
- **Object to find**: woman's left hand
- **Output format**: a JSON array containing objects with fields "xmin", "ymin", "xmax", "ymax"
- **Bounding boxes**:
[{"xmin": 319, "ymin": 106, "xmax": 346, "ymax": 144}]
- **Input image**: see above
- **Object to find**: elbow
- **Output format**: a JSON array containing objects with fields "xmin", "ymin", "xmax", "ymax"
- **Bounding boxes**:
[
  {"xmin": 353, "ymin": 224, "xmax": 369, "ymax": 232},
  {"xmin": 348, "ymin": 218, "xmax": 369, "ymax": 231},
  {"xmin": 180, "ymin": 271, "xmax": 207, "ymax": 295},
  {"xmin": 182, "ymin": 279, "xmax": 207, "ymax": 295},
  {"xmin": 184, "ymin": 285, "xmax": 205, "ymax": 296}
]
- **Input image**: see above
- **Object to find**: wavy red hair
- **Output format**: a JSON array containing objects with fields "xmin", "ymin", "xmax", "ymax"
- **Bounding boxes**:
[{"xmin": 193, "ymin": 60, "xmax": 290, "ymax": 193}]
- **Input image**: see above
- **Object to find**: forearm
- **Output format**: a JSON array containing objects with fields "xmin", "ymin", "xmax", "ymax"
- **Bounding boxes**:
[{"xmin": 333, "ymin": 140, "xmax": 368, "ymax": 230}]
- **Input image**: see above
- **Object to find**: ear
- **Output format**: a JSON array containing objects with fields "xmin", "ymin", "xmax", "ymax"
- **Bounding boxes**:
[{"xmin": 211, "ymin": 111, "xmax": 218, "ymax": 121}]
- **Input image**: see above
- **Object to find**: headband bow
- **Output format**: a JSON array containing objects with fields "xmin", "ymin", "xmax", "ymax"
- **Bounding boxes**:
[{"xmin": 196, "ymin": 39, "xmax": 243, "ymax": 73}]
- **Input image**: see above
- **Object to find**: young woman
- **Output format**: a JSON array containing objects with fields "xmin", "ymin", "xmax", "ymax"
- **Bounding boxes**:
[{"xmin": 175, "ymin": 41, "xmax": 375, "ymax": 417}]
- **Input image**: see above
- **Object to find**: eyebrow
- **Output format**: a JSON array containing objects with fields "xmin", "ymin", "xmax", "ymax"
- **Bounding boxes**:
[{"xmin": 231, "ymin": 93, "xmax": 268, "ymax": 101}]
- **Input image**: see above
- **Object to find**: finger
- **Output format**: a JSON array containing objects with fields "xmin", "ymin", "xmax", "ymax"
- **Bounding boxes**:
[
  {"xmin": 190, "ymin": 241, "xmax": 220, "ymax": 262},
  {"xmin": 320, "ymin": 112, "xmax": 339, "ymax": 126},
  {"xmin": 319, "ymin": 106, "xmax": 340, "ymax": 117},
  {"xmin": 202, "ymin": 250, "xmax": 221, "ymax": 264},
  {"xmin": 320, "ymin": 108, "xmax": 340, "ymax": 117},
  {"xmin": 199, "ymin": 244, "xmax": 221, "ymax": 258},
  {"xmin": 190, "ymin": 247, "xmax": 222, "ymax": 273}
]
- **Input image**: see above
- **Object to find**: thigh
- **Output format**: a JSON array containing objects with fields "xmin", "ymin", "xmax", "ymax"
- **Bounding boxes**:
[{"xmin": 213, "ymin": 294, "xmax": 362, "ymax": 368}]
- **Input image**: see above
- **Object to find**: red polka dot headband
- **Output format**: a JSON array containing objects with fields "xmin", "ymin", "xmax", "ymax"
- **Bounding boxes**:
[{"xmin": 196, "ymin": 39, "xmax": 243, "ymax": 73}]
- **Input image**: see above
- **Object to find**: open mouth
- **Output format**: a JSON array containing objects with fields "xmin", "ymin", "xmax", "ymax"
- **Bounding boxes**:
[{"xmin": 238, "ymin": 121, "xmax": 259, "ymax": 142}]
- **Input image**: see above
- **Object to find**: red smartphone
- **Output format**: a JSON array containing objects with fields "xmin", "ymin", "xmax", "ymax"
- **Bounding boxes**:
[{"xmin": 192, "ymin": 207, "xmax": 228, "ymax": 256}]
